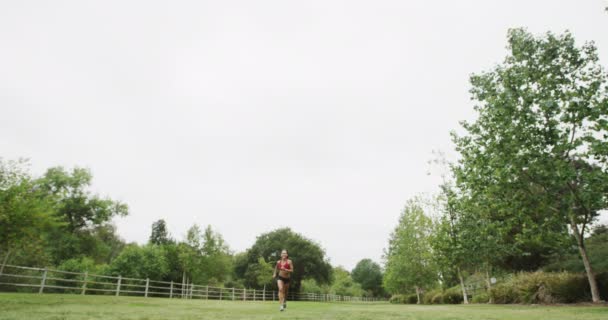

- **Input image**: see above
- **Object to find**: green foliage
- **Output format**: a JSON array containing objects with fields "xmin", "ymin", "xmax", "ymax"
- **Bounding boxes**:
[
  {"xmin": 329, "ymin": 267, "xmax": 365, "ymax": 297},
  {"xmin": 489, "ymin": 272, "xmax": 591, "ymax": 304},
  {"xmin": 243, "ymin": 257, "xmax": 274, "ymax": 289},
  {"xmin": 0, "ymin": 159, "xmax": 59, "ymax": 265},
  {"xmin": 383, "ymin": 197, "xmax": 437, "ymax": 295},
  {"xmin": 177, "ymin": 224, "xmax": 233, "ymax": 285},
  {"xmin": 351, "ymin": 259, "xmax": 384, "ymax": 296},
  {"xmin": 421, "ymin": 287, "xmax": 463, "ymax": 305},
  {"xmin": 471, "ymin": 292, "xmax": 490, "ymax": 304},
  {"xmin": 34, "ymin": 166, "xmax": 129, "ymax": 264},
  {"xmin": 388, "ymin": 294, "xmax": 403, "ymax": 304},
  {"xmin": 545, "ymin": 225, "xmax": 608, "ymax": 273},
  {"xmin": 300, "ymin": 279, "xmax": 327, "ymax": 294},
  {"xmin": 389, "ymin": 294, "xmax": 418, "ymax": 304},
  {"xmin": 110, "ymin": 244, "xmax": 169, "ymax": 280},
  {"xmin": 452, "ymin": 28, "xmax": 608, "ymax": 301},
  {"xmin": 149, "ymin": 220, "xmax": 172, "ymax": 245},
  {"xmin": 38, "ymin": 167, "xmax": 129, "ymax": 232},
  {"xmin": 57, "ymin": 257, "xmax": 110, "ymax": 276},
  {"xmin": 235, "ymin": 228, "xmax": 332, "ymax": 291}
]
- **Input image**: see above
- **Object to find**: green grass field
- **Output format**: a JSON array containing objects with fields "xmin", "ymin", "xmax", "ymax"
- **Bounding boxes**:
[{"xmin": 0, "ymin": 293, "xmax": 607, "ymax": 320}]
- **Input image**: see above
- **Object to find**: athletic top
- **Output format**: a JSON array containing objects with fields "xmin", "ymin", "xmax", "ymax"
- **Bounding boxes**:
[{"xmin": 277, "ymin": 260, "xmax": 291, "ymax": 270}]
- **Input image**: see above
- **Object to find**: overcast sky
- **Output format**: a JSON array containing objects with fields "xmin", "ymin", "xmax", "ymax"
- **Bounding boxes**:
[{"xmin": 1, "ymin": 1, "xmax": 607, "ymax": 270}]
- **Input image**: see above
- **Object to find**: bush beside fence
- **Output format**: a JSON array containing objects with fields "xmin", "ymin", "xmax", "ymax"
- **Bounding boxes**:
[{"xmin": 388, "ymin": 271, "xmax": 608, "ymax": 305}]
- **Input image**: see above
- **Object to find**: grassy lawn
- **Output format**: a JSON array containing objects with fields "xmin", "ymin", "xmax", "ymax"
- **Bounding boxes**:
[{"xmin": 0, "ymin": 293, "xmax": 607, "ymax": 320}]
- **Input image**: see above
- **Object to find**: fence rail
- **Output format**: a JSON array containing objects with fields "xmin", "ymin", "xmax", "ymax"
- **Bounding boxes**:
[{"xmin": 0, "ymin": 264, "xmax": 383, "ymax": 302}]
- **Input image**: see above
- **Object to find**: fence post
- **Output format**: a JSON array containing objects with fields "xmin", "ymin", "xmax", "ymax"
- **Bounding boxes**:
[
  {"xmin": 243, "ymin": 288, "xmax": 246, "ymax": 301},
  {"xmin": 170, "ymin": 281, "xmax": 174, "ymax": 298},
  {"xmin": 253, "ymin": 289, "xmax": 256, "ymax": 301},
  {"xmin": 145, "ymin": 278, "xmax": 149, "ymax": 297},
  {"xmin": 38, "ymin": 268, "xmax": 48, "ymax": 294},
  {"xmin": 0, "ymin": 250, "xmax": 9, "ymax": 276},
  {"xmin": 206, "ymin": 285, "xmax": 209, "ymax": 300},
  {"xmin": 232, "ymin": 287, "xmax": 235, "ymax": 301},
  {"xmin": 273, "ymin": 291, "xmax": 276, "ymax": 301},
  {"xmin": 81, "ymin": 272, "xmax": 88, "ymax": 295},
  {"xmin": 181, "ymin": 272, "xmax": 185, "ymax": 298},
  {"xmin": 219, "ymin": 288, "xmax": 222, "ymax": 300},
  {"xmin": 116, "ymin": 276, "xmax": 122, "ymax": 296},
  {"xmin": 190, "ymin": 283, "xmax": 194, "ymax": 299},
  {"xmin": 263, "ymin": 285, "xmax": 266, "ymax": 301}
]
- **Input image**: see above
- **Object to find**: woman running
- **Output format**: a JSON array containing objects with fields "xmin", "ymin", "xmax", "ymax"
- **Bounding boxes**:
[{"xmin": 273, "ymin": 249, "xmax": 293, "ymax": 311}]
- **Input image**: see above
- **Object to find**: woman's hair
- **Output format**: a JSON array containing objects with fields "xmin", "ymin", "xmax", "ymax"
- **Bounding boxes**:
[{"xmin": 281, "ymin": 249, "xmax": 289, "ymax": 258}]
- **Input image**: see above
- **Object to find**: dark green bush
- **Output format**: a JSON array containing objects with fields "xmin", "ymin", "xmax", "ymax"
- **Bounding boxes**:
[
  {"xmin": 389, "ymin": 294, "xmax": 404, "ymax": 304},
  {"xmin": 443, "ymin": 287, "xmax": 464, "ymax": 304},
  {"xmin": 597, "ymin": 272, "xmax": 608, "ymax": 300},
  {"xmin": 422, "ymin": 287, "xmax": 463, "ymax": 304},
  {"xmin": 423, "ymin": 289, "xmax": 441, "ymax": 304},
  {"xmin": 405, "ymin": 293, "xmax": 419, "ymax": 304},
  {"xmin": 490, "ymin": 272, "xmax": 591, "ymax": 304},
  {"xmin": 471, "ymin": 292, "xmax": 489, "ymax": 303},
  {"xmin": 389, "ymin": 294, "xmax": 418, "ymax": 304}
]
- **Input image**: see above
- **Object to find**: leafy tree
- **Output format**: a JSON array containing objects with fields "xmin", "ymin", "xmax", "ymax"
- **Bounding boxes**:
[
  {"xmin": 149, "ymin": 219, "xmax": 172, "ymax": 245},
  {"xmin": 235, "ymin": 228, "xmax": 332, "ymax": 292},
  {"xmin": 430, "ymin": 185, "xmax": 470, "ymax": 303},
  {"xmin": 0, "ymin": 158, "xmax": 58, "ymax": 268},
  {"xmin": 452, "ymin": 28, "xmax": 608, "ymax": 302},
  {"xmin": 243, "ymin": 257, "xmax": 275, "ymax": 288},
  {"xmin": 383, "ymin": 197, "xmax": 437, "ymax": 303},
  {"xmin": 351, "ymin": 259, "xmax": 384, "ymax": 297},
  {"xmin": 37, "ymin": 167, "xmax": 128, "ymax": 264},
  {"xmin": 177, "ymin": 224, "xmax": 232, "ymax": 285},
  {"xmin": 330, "ymin": 267, "xmax": 364, "ymax": 297}
]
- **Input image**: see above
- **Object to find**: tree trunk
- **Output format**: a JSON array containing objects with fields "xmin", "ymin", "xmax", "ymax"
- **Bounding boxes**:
[
  {"xmin": 485, "ymin": 267, "xmax": 494, "ymax": 304},
  {"xmin": 415, "ymin": 286, "xmax": 421, "ymax": 304},
  {"xmin": 458, "ymin": 267, "xmax": 469, "ymax": 304},
  {"xmin": 571, "ymin": 220, "xmax": 601, "ymax": 303}
]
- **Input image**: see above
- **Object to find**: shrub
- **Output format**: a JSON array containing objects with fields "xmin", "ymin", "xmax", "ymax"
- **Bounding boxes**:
[
  {"xmin": 389, "ymin": 294, "xmax": 405, "ymax": 304},
  {"xmin": 490, "ymin": 272, "xmax": 591, "ymax": 304},
  {"xmin": 390, "ymin": 293, "xmax": 420, "ymax": 304},
  {"xmin": 422, "ymin": 287, "xmax": 463, "ymax": 304},
  {"xmin": 597, "ymin": 272, "xmax": 608, "ymax": 301},
  {"xmin": 490, "ymin": 283, "xmax": 519, "ymax": 304},
  {"xmin": 423, "ymin": 289, "xmax": 441, "ymax": 304},
  {"xmin": 471, "ymin": 292, "xmax": 489, "ymax": 304},
  {"xmin": 406, "ymin": 293, "xmax": 419, "ymax": 304},
  {"xmin": 443, "ymin": 287, "xmax": 464, "ymax": 304}
]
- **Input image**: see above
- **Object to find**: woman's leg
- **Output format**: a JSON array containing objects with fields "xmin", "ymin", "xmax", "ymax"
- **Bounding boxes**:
[
  {"xmin": 277, "ymin": 280, "xmax": 284, "ymax": 305},
  {"xmin": 284, "ymin": 283, "xmax": 290, "ymax": 305}
]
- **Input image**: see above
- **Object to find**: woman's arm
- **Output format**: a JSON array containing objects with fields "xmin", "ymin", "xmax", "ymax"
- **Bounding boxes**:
[{"xmin": 272, "ymin": 261, "xmax": 279, "ymax": 278}]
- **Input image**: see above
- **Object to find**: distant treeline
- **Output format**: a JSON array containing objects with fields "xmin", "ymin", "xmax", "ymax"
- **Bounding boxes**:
[{"xmin": 0, "ymin": 159, "xmax": 384, "ymax": 297}]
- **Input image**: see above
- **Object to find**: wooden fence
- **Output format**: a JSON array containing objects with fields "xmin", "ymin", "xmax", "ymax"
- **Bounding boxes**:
[{"xmin": 0, "ymin": 264, "xmax": 383, "ymax": 302}]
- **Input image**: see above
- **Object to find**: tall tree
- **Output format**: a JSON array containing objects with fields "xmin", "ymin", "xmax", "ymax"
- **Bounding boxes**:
[
  {"xmin": 430, "ymin": 185, "xmax": 470, "ymax": 303},
  {"xmin": 0, "ymin": 159, "xmax": 58, "ymax": 267},
  {"xmin": 149, "ymin": 219, "xmax": 172, "ymax": 245},
  {"xmin": 178, "ymin": 224, "xmax": 232, "ymax": 285},
  {"xmin": 351, "ymin": 259, "xmax": 384, "ymax": 297},
  {"xmin": 452, "ymin": 28, "xmax": 608, "ymax": 302},
  {"xmin": 383, "ymin": 197, "xmax": 437, "ymax": 304},
  {"xmin": 37, "ymin": 167, "xmax": 129, "ymax": 264}
]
